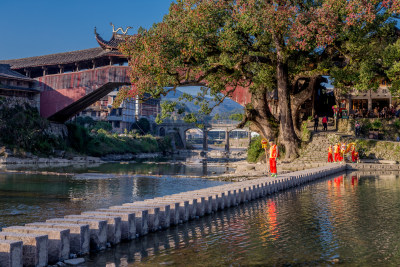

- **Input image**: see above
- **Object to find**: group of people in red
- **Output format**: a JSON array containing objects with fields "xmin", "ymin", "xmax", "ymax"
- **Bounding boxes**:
[{"xmin": 327, "ymin": 142, "xmax": 359, "ymax": 163}]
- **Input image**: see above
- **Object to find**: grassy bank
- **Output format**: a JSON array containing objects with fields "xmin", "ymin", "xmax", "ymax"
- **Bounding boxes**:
[
  {"xmin": 0, "ymin": 103, "xmax": 171, "ymax": 157},
  {"xmin": 67, "ymin": 123, "xmax": 171, "ymax": 157}
]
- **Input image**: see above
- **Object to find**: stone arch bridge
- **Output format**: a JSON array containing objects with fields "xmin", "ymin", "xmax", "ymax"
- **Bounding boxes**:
[{"xmin": 155, "ymin": 120, "xmax": 251, "ymax": 152}]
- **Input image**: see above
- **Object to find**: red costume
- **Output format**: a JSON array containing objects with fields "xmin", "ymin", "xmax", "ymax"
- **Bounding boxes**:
[
  {"xmin": 269, "ymin": 144, "xmax": 278, "ymax": 175},
  {"xmin": 328, "ymin": 146, "xmax": 333, "ymax": 162},
  {"xmin": 352, "ymin": 149, "xmax": 359, "ymax": 163},
  {"xmin": 334, "ymin": 144, "xmax": 340, "ymax": 162}
]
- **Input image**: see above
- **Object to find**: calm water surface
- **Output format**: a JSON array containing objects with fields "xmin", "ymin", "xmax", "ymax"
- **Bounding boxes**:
[
  {"xmin": 81, "ymin": 172, "xmax": 400, "ymax": 266},
  {"xmin": 0, "ymin": 161, "xmax": 229, "ymax": 230}
]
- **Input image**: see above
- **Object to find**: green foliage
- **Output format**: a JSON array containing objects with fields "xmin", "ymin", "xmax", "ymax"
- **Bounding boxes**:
[
  {"xmin": 359, "ymin": 119, "xmax": 372, "ymax": 135},
  {"xmin": 112, "ymin": 86, "xmax": 132, "ymax": 109},
  {"xmin": 66, "ymin": 123, "xmax": 92, "ymax": 153},
  {"xmin": 393, "ymin": 120, "xmax": 400, "ymax": 130},
  {"xmin": 0, "ymin": 104, "xmax": 65, "ymax": 155},
  {"xmin": 67, "ymin": 122, "xmax": 171, "ymax": 156},
  {"xmin": 372, "ymin": 120, "xmax": 383, "ymax": 130},
  {"xmin": 247, "ymin": 135, "xmax": 265, "ymax": 163},
  {"xmin": 91, "ymin": 121, "xmax": 112, "ymax": 132},
  {"xmin": 131, "ymin": 118, "xmax": 151, "ymax": 135},
  {"xmin": 76, "ymin": 116, "xmax": 95, "ymax": 127},
  {"xmin": 118, "ymin": 0, "xmax": 399, "ymax": 156},
  {"xmin": 229, "ymin": 113, "xmax": 244, "ymax": 121},
  {"xmin": 75, "ymin": 116, "xmax": 112, "ymax": 132},
  {"xmin": 301, "ymin": 122, "xmax": 311, "ymax": 142}
]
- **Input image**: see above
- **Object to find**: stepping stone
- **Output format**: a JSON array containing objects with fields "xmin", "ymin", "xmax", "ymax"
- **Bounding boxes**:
[
  {"xmin": 26, "ymin": 223, "xmax": 89, "ymax": 256},
  {"xmin": 2, "ymin": 226, "xmax": 69, "ymax": 264},
  {"xmin": 122, "ymin": 203, "xmax": 171, "ymax": 229},
  {"xmin": 65, "ymin": 215, "xmax": 121, "ymax": 245},
  {"xmin": 97, "ymin": 209, "xmax": 148, "ymax": 236},
  {"xmin": 0, "ymin": 240, "xmax": 23, "ymax": 267},
  {"xmin": 81, "ymin": 211, "xmax": 135, "ymax": 241},
  {"xmin": 46, "ymin": 218, "xmax": 107, "ymax": 251},
  {"xmin": 109, "ymin": 206, "xmax": 159, "ymax": 232},
  {"xmin": 0, "ymin": 232, "xmax": 48, "ymax": 267}
]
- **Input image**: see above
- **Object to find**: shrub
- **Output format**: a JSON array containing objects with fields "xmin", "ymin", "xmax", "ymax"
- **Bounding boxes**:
[
  {"xmin": 91, "ymin": 121, "xmax": 112, "ymax": 132},
  {"xmin": 76, "ymin": 116, "xmax": 95, "ymax": 127},
  {"xmin": 393, "ymin": 120, "xmax": 400, "ymax": 129},
  {"xmin": 301, "ymin": 122, "xmax": 311, "ymax": 142},
  {"xmin": 247, "ymin": 135, "xmax": 265, "ymax": 163},
  {"xmin": 360, "ymin": 119, "xmax": 372, "ymax": 136},
  {"xmin": 0, "ymin": 104, "xmax": 65, "ymax": 155},
  {"xmin": 66, "ymin": 123, "xmax": 92, "ymax": 153},
  {"xmin": 131, "ymin": 118, "xmax": 151, "ymax": 135},
  {"xmin": 372, "ymin": 120, "xmax": 383, "ymax": 130}
]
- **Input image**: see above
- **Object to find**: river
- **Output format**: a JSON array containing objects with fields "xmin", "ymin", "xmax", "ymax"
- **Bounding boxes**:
[
  {"xmin": 0, "ymin": 159, "xmax": 232, "ymax": 230},
  {"xmin": 2, "ymin": 160, "xmax": 400, "ymax": 266},
  {"xmin": 82, "ymin": 171, "xmax": 400, "ymax": 266}
]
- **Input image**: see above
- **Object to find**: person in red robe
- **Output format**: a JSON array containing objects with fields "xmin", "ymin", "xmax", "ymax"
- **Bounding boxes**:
[
  {"xmin": 334, "ymin": 143, "xmax": 340, "ymax": 162},
  {"xmin": 269, "ymin": 141, "xmax": 279, "ymax": 177},
  {"xmin": 351, "ymin": 147, "xmax": 359, "ymax": 163},
  {"xmin": 328, "ymin": 145, "xmax": 334, "ymax": 162}
]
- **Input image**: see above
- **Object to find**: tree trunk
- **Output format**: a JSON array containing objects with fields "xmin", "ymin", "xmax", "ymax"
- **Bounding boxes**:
[
  {"xmin": 276, "ymin": 59, "xmax": 299, "ymax": 160},
  {"xmin": 290, "ymin": 76, "xmax": 318, "ymax": 138},
  {"xmin": 240, "ymin": 90, "xmax": 278, "ymax": 140}
]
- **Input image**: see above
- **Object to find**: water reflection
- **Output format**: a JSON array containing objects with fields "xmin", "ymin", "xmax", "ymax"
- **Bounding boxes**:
[
  {"xmin": 0, "ymin": 173, "xmax": 227, "ymax": 230},
  {"xmin": 0, "ymin": 158, "xmax": 233, "ymax": 177},
  {"xmin": 82, "ymin": 172, "xmax": 400, "ymax": 266}
]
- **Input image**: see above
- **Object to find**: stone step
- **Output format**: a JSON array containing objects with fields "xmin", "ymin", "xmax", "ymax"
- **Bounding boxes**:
[
  {"xmin": 121, "ymin": 203, "xmax": 171, "ymax": 229},
  {"xmin": 64, "ymin": 215, "xmax": 121, "ymax": 246},
  {"xmin": 108, "ymin": 206, "xmax": 159, "ymax": 233},
  {"xmin": 25, "ymin": 223, "xmax": 90, "ymax": 256},
  {"xmin": 81, "ymin": 211, "xmax": 136, "ymax": 241},
  {"xmin": 1, "ymin": 226, "xmax": 69, "ymax": 264},
  {"xmin": 46, "ymin": 218, "xmax": 107, "ymax": 251},
  {"xmin": 97, "ymin": 209, "xmax": 149, "ymax": 237},
  {"xmin": 0, "ymin": 240, "xmax": 23, "ymax": 267},
  {"xmin": 0, "ymin": 232, "xmax": 48, "ymax": 267}
]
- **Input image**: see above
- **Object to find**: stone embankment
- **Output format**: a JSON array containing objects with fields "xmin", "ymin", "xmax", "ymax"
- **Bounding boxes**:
[
  {"xmin": 0, "ymin": 164, "xmax": 346, "ymax": 267},
  {"xmin": 0, "ymin": 150, "xmax": 165, "ymax": 166},
  {"xmin": 0, "ymin": 155, "xmax": 102, "ymax": 165}
]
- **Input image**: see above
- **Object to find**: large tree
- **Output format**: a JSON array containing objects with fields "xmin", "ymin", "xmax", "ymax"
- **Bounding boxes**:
[{"xmin": 119, "ymin": 0, "xmax": 399, "ymax": 160}]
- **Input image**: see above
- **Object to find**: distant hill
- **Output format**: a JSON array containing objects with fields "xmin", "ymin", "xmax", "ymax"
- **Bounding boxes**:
[{"xmin": 163, "ymin": 89, "xmax": 244, "ymax": 118}]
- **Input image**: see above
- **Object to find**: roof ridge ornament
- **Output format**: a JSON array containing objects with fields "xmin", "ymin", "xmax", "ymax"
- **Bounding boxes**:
[{"xmin": 110, "ymin": 22, "xmax": 132, "ymax": 35}]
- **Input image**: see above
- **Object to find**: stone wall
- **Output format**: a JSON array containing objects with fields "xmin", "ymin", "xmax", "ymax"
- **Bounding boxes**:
[
  {"xmin": 0, "ymin": 95, "xmax": 40, "ymax": 110},
  {"xmin": 45, "ymin": 123, "xmax": 68, "ymax": 139},
  {"xmin": 337, "ymin": 118, "xmax": 355, "ymax": 134},
  {"xmin": 329, "ymin": 133, "xmax": 400, "ymax": 162}
]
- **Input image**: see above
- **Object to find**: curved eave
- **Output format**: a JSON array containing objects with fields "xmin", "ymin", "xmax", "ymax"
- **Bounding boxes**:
[{"xmin": 95, "ymin": 31, "xmax": 120, "ymax": 51}]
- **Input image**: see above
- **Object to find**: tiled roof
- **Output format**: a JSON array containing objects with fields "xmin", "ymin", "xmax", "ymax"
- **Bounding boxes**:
[
  {"xmin": 0, "ymin": 64, "xmax": 34, "ymax": 81},
  {"xmin": 0, "ymin": 28, "xmax": 131, "ymax": 70},
  {"xmin": 95, "ymin": 32, "xmax": 128, "ymax": 50},
  {"xmin": 0, "ymin": 48, "xmax": 122, "ymax": 70}
]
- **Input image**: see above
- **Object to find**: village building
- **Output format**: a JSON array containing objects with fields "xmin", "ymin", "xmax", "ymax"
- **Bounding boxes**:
[
  {"xmin": 0, "ymin": 64, "xmax": 40, "ymax": 109},
  {"xmin": 300, "ymin": 78, "xmax": 393, "ymax": 119},
  {"xmin": 0, "ymin": 24, "xmax": 160, "ymax": 132},
  {"xmin": 338, "ymin": 81, "xmax": 392, "ymax": 117}
]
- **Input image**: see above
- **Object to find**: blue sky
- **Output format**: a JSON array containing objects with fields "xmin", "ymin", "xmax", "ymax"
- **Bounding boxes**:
[{"xmin": 0, "ymin": 0, "xmax": 174, "ymax": 60}]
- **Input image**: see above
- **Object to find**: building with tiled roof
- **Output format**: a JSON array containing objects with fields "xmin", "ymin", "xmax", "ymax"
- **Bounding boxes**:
[
  {"xmin": 0, "ymin": 64, "xmax": 40, "ymax": 109},
  {"xmin": 0, "ymin": 24, "xmax": 160, "ymax": 133},
  {"xmin": 0, "ymin": 25, "xmax": 130, "ymax": 78}
]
